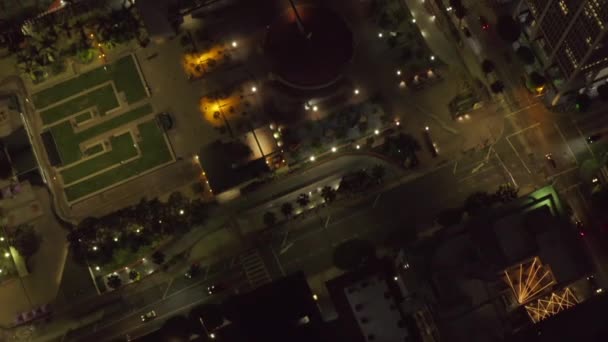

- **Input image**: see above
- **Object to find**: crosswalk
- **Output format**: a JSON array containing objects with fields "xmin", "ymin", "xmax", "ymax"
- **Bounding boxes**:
[{"xmin": 239, "ymin": 248, "xmax": 272, "ymax": 289}]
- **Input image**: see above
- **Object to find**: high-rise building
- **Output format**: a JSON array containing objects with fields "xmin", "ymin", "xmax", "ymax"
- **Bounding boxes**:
[{"xmin": 515, "ymin": 0, "xmax": 608, "ymax": 104}]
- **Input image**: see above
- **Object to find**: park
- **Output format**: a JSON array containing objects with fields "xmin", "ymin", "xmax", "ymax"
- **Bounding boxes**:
[{"xmin": 34, "ymin": 55, "xmax": 174, "ymax": 203}]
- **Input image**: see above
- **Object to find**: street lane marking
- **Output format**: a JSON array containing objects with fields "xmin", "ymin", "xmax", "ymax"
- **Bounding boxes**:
[
  {"xmin": 162, "ymin": 278, "xmax": 174, "ymax": 299},
  {"xmin": 453, "ymin": 160, "xmax": 458, "ymax": 174},
  {"xmin": 506, "ymin": 136, "xmax": 532, "ymax": 174},
  {"xmin": 554, "ymin": 122, "xmax": 578, "ymax": 165}
]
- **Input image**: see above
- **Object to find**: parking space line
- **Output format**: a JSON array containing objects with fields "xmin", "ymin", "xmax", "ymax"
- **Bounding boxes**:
[
  {"xmin": 506, "ymin": 136, "xmax": 532, "ymax": 174},
  {"xmin": 554, "ymin": 122, "xmax": 578, "ymax": 165}
]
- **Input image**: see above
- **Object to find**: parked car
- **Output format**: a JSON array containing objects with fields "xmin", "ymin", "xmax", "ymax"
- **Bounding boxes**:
[
  {"xmin": 479, "ymin": 16, "xmax": 490, "ymax": 31},
  {"xmin": 141, "ymin": 310, "xmax": 157, "ymax": 322}
]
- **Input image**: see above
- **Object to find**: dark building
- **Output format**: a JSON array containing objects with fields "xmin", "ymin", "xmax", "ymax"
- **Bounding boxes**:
[{"xmin": 514, "ymin": 0, "xmax": 608, "ymax": 104}]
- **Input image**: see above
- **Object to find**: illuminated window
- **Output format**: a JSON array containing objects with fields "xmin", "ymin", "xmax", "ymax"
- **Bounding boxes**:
[{"xmin": 558, "ymin": 0, "xmax": 568, "ymax": 16}]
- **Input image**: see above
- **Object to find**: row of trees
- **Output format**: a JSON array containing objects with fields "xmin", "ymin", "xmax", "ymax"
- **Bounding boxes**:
[
  {"xmin": 436, "ymin": 184, "xmax": 519, "ymax": 227},
  {"xmin": 16, "ymin": 1, "xmax": 145, "ymax": 82},
  {"xmin": 68, "ymin": 192, "xmax": 207, "ymax": 267}
]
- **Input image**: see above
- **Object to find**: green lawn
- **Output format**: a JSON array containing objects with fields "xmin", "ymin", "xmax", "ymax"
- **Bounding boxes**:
[
  {"xmin": 33, "ymin": 55, "xmax": 147, "ymax": 109},
  {"xmin": 49, "ymin": 103, "xmax": 154, "ymax": 165},
  {"xmin": 60, "ymin": 132, "xmax": 138, "ymax": 185},
  {"xmin": 75, "ymin": 111, "xmax": 93, "ymax": 124},
  {"xmin": 64, "ymin": 120, "xmax": 173, "ymax": 201},
  {"xmin": 40, "ymin": 84, "xmax": 119, "ymax": 126}
]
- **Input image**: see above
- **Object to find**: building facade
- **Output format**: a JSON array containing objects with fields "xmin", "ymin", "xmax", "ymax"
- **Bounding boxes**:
[{"xmin": 515, "ymin": 0, "xmax": 608, "ymax": 104}]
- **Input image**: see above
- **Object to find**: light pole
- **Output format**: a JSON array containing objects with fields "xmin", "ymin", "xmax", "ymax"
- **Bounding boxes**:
[{"xmin": 287, "ymin": 0, "xmax": 311, "ymax": 39}]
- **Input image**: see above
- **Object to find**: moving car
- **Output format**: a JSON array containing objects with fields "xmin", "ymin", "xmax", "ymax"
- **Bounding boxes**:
[
  {"xmin": 207, "ymin": 283, "xmax": 228, "ymax": 295},
  {"xmin": 185, "ymin": 263, "xmax": 201, "ymax": 279},
  {"xmin": 479, "ymin": 16, "xmax": 490, "ymax": 31},
  {"xmin": 422, "ymin": 126, "xmax": 438, "ymax": 157},
  {"xmin": 545, "ymin": 153, "xmax": 557, "ymax": 168},
  {"xmin": 587, "ymin": 133, "xmax": 602, "ymax": 144},
  {"xmin": 141, "ymin": 310, "xmax": 157, "ymax": 322}
]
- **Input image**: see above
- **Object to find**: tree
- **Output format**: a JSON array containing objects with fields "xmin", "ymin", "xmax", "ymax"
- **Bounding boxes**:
[
  {"xmin": 263, "ymin": 211, "xmax": 277, "ymax": 228},
  {"xmin": 281, "ymin": 202, "xmax": 294, "ymax": 219},
  {"xmin": 321, "ymin": 186, "xmax": 337, "ymax": 204},
  {"xmin": 490, "ymin": 81, "xmax": 505, "ymax": 93},
  {"xmin": 9, "ymin": 225, "xmax": 41, "ymax": 258},
  {"xmin": 107, "ymin": 274, "xmax": 122, "ymax": 289},
  {"xmin": 496, "ymin": 15, "xmax": 521, "ymax": 43},
  {"xmin": 575, "ymin": 93, "xmax": 591, "ymax": 112},
  {"xmin": 188, "ymin": 199, "xmax": 207, "ymax": 226},
  {"xmin": 385, "ymin": 133, "xmax": 421, "ymax": 164},
  {"xmin": 464, "ymin": 191, "xmax": 493, "ymax": 215},
  {"xmin": 371, "ymin": 164, "xmax": 386, "ymax": 183},
  {"xmin": 296, "ymin": 193, "xmax": 310, "ymax": 208},
  {"xmin": 332, "ymin": 239, "xmax": 376, "ymax": 270},
  {"xmin": 493, "ymin": 184, "xmax": 518, "ymax": 203},
  {"xmin": 449, "ymin": 0, "xmax": 467, "ymax": 19},
  {"xmin": 528, "ymin": 71, "xmax": 546, "ymax": 89},
  {"xmin": 481, "ymin": 60, "xmax": 495, "ymax": 74},
  {"xmin": 436, "ymin": 208, "xmax": 463, "ymax": 227},
  {"xmin": 598, "ymin": 83, "xmax": 608, "ymax": 102},
  {"xmin": 152, "ymin": 251, "xmax": 165, "ymax": 265},
  {"xmin": 516, "ymin": 46, "xmax": 535, "ymax": 65},
  {"xmin": 129, "ymin": 270, "xmax": 140, "ymax": 281}
]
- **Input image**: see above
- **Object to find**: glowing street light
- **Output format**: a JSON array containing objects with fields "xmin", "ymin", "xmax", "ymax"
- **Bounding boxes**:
[
  {"xmin": 113, "ymin": 237, "xmax": 119, "ymax": 242},
  {"xmin": 396, "ymin": 70, "xmax": 402, "ymax": 76},
  {"xmin": 4, "ymin": 252, "xmax": 9, "ymax": 258},
  {"xmin": 331, "ymin": 147, "xmax": 337, "ymax": 152},
  {"xmin": 312, "ymin": 105, "xmax": 318, "ymax": 112},
  {"xmin": 179, "ymin": 209, "xmax": 185, "ymax": 215},
  {"xmin": 95, "ymin": 266, "xmax": 100, "ymax": 271},
  {"xmin": 374, "ymin": 129, "xmax": 380, "ymax": 135},
  {"xmin": 378, "ymin": 32, "xmax": 383, "ymax": 38},
  {"xmin": 430, "ymin": 55, "xmax": 435, "ymax": 61},
  {"xmin": 309, "ymin": 156, "xmax": 316, "ymax": 162},
  {"xmin": 209, "ymin": 333, "xmax": 216, "ymax": 339},
  {"xmin": 313, "ymin": 294, "xmax": 318, "ymax": 301},
  {"xmin": 231, "ymin": 41, "xmax": 238, "ymax": 47},
  {"xmin": 412, "ymin": 18, "xmax": 416, "ymax": 23},
  {"xmin": 251, "ymin": 86, "xmax": 257, "ymax": 93},
  {"xmin": 0, "ymin": 237, "xmax": 4, "ymax": 241},
  {"xmin": 354, "ymin": 88, "xmax": 360, "ymax": 95},
  {"xmin": 356, "ymin": 145, "xmax": 360, "ymax": 150}
]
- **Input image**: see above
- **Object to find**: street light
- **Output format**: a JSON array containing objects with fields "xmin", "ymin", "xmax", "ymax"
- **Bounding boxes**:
[
  {"xmin": 231, "ymin": 41, "xmax": 238, "ymax": 47},
  {"xmin": 312, "ymin": 105, "xmax": 318, "ymax": 112},
  {"xmin": 309, "ymin": 156, "xmax": 316, "ymax": 162},
  {"xmin": 378, "ymin": 32, "xmax": 383, "ymax": 38},
  {"xmin": 374, "ymin": 129, "xmax": 380, "ymax": 135},
  {"xmin": 396, "ymin": 70, "xmax": 402, "ymax": 76},
  {"xmin": 354, "ymin": 88, "xmax": 360, "ymax": 95},
  {"xmin": 412, "ymin": 18, "xmax": 416, "ymax": 23},
  {"xmin": 356, "ymin": 145, "xmax": 360, "ymax": 150},
  {"xmin": 179, "ymin": 209, "xmax": 185, "ymax": 215},
  {"xmin": 331, "ymin": 147, "xmax": 337, "ymax": 153},
  {"xmin": 251, "ymin": 86, "xmax": 257, "ymax": 93},
  {"xmin": 430, "ymin": 55, "xmax": 435, "ymax": 61}
]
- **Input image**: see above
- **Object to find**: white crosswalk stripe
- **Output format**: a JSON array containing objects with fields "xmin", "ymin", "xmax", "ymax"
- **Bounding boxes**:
[{"xmin": 239, "ymin": 249, "xmax": 271, "ymax": 289}]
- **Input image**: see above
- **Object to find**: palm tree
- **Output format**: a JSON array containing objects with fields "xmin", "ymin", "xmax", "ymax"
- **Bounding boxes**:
[
  {"xmin": 296, "ymin": 193, "xmax": 310, "ymax": 208},
  {"xmin": 281, "ymin": 202, "xmax": 294, "ymax": 219},
  {"xmin": 321, "ymin": 186, "xmax": 337, "ymax": 204},
  {"xmin": 263, "ymin": 212, "xmax": 277, "ymax": 228}
]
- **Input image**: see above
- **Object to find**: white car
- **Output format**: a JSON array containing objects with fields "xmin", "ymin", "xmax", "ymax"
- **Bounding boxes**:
[{"xmin": 141, "ymin": 310, "xmax": 157, "ymax": 322}]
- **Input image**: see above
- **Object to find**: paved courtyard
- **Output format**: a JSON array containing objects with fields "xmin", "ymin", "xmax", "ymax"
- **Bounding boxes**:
[{"xmin": 31, "ymin": 55, "xmax": 175, "ymax": 204}]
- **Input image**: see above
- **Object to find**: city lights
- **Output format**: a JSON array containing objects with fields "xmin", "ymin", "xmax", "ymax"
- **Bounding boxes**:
[
  {"xmin": 378, "ymin": 32, "xmax": 383, "ymax": 38},
  {"xmin": 331, "ymin": 147, "xmax": 337, "ymax": 152},
  {"xmin": 374, "ymin": 129, "xmax": 380, "ymax": 135},
  {"xmin": 354, "ymin": 88, "xmax": 360, "ymax": 95},
  {"xmin": 231, "ymin": 41, "xmax": 238, "ymax": 47},
  {"xmin": 251, "ymin": 86, "xmax": 257, "ymax": 92},
  {"xmin": 309, "ymin": 156, "xmax": 316, "ymax": 162},
  {"xmin": 179, "ymin": 209, "xmax": 185, "ymax": 215},
  {"xmin": 312, "ymin": 105, "xmax": 318, "ymax": 112},
  {"xmin": 356, "ymin": 145, "xmax": 360, "ymax": 150}
]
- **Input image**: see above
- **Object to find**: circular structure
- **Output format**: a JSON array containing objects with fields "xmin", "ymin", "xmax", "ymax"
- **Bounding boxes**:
[{"xmin": 264, "ymin": 5, "xmax": 354, "ymax": 89}]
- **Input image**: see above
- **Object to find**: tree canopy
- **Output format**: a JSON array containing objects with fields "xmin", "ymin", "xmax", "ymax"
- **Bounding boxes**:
[
  {"xmin": 496, "ymin": 15, "xmax": 521, "ymax": 42},
  {"xmin": 10, "ymin": 224, "xmax": 41, "ymax": 258}
]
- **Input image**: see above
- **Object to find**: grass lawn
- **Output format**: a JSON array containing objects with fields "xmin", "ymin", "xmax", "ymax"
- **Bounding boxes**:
[
  {"xmin": 64, "ymin": 120, "xmax": 173, "ymax": 201},
  {"xmin": 33, "ymin": 55, "xmax": 147, "ymax": 109},
  {"xmin": 50, "ymin": 103, "xmax": 154, "ymax": 165},
  {"xmin": 60, "ymin": 132, "xmax": 138, "ymax": 185},
  {"xmin": 40, "ymin": 84, "xmax": 119, "ymax": 126},
  {"xmin": 75, "ymin": 111, "xmax": 93, "ymax": 124}
]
